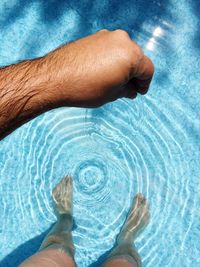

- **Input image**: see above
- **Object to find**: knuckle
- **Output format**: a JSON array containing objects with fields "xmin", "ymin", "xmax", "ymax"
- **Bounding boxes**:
[
  {"xmin": 133, "ymin": 42, "xmax": 143, "ymax": 54},
  {"xmin": 131, "ymin": 43, "xmax": 144, "ymax": 60},
  {"xmin": 114, "ymin": 29, "xmax": 129, "ymax": 38},
  {"xmin": 99, "ymin": 29, "xmax": 109, "ymax": 33}
]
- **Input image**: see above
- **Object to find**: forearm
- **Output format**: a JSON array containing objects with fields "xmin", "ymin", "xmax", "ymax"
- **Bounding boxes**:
[
  {"xmin": 0, "ymin": 46, "xmax": 71, "ymax": 139},
  {"xmin": 0, "ymin": 30, "xmax": 154, "ymax": 140}
]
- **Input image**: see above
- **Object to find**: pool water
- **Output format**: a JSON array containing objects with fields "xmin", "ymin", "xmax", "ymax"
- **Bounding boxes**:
[{"xmin": 0, "ymin": 0, "xmax": 199, "ymax": 266}]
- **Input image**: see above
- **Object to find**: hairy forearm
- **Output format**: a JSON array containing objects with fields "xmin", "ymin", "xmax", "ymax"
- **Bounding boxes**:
[
  {"xmin": 0, "ymin": 30, "xmax": 154, "ymax": 140},
  {"xmin": 0, "ymin": 47, "xmax": 72, "ymax": 139}
]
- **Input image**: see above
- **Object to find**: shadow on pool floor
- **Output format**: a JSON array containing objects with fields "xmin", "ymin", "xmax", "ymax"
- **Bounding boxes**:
[
  {"xmin": 0, "ymin": 224, "xmax": 113, "ymax": 267},
  {"xmin": 0, "ymin": 0, "xmax": 175, "ymax": 61},
  {"xmin": 0, "ymin": 227, "xmax": 50, "ymax": 267}
]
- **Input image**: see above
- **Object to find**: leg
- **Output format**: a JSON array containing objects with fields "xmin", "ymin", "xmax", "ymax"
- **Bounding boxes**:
[
  {"xmin": 101, "ymin": 193, "xmax": 150, "ymax": 267},
  {"xmin": 102, "ymin": 257, "xmax": 138, "ymax": 267},
  {"xmin": 19, "ymin": 249, "xmax": 75, "ymax": 267},
  {"xmin": 19, "ymin": 176, "xmax": 76, "ymax": 267}
]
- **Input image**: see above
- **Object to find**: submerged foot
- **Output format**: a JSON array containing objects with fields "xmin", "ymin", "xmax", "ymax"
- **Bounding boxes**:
[
  {"xmin": 106, "ymin": 193, "xmax": 150, "ymax": 267},
  {"xmin": 117, "ymin": 193, "xmax": 150, "ymax": 244},
  {"xmin": 39, "ymin": 176, "xmax": 74, "ymax": 254},
  {"xmin": 52, "ymin": 176, "xmax": 73, "ymax": 216}
]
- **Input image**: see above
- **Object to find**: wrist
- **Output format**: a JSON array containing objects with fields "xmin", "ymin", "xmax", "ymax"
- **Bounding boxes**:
[{"xmin": 40, "ymin": 45, "xmax": 74, "ymax": 107}]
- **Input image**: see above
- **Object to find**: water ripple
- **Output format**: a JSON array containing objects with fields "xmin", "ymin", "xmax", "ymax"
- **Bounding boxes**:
[{"xmin": 0, "ymin": 92, "xmax": 196, "ymax": 266}]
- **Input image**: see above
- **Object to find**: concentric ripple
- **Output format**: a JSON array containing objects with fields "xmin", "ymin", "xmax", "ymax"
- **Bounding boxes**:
[
  {"xmin": 73, "ymin": 158, "xmax": 109, "ymax": 203},
  {"xmin": 0, "ymin": 91, "xmax": 194, "ymax": 267}
]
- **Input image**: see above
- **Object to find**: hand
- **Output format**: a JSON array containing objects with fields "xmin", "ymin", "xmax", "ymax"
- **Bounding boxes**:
[
  {"xmin": 0, "ymin": 29, "xmax": 154, "ymax": 139},
  {"xmin": 52, "ymin": 29, "xmax": 154, "ymax": 107}
]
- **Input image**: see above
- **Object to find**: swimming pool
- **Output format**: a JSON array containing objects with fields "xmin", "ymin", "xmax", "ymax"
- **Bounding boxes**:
[{"xmin": 0, "ymin": 0, "xmax": 199, "ymax": 266}]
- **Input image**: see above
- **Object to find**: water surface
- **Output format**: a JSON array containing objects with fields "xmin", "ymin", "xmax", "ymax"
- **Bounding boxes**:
[{"xmin": 0, "ymin": 0, "xmax": 199, "ymax": 266}]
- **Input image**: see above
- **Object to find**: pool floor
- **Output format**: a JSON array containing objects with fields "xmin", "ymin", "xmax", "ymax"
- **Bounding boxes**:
[{"xmin": 0, "ymin": 0, "xmax": 199, "ymax": 266}]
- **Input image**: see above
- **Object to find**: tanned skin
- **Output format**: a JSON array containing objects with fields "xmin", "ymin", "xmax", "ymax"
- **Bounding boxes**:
[{"xmin": 0, "ymin": 29, "xmax": 154, "ymax": 140}]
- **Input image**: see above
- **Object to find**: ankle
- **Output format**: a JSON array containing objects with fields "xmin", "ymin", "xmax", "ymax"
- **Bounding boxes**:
[{"xmin": 57, "ymin": 213, "xmax": 73, "ymax": 231}]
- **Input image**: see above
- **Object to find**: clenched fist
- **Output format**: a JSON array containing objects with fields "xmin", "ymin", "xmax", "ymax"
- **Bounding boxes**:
[
  {"xmin": 47, "ymin": 29, "xmax": 154, "ymax": 107},
  {"xmin": 0, "ymin": 29, "xmax": 154, "ymax": 138}
]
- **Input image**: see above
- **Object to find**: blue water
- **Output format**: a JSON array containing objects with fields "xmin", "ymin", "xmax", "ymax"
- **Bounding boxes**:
[{"xmin": 0, "ymin": 0, "xmax": 199, "ymax": 266}]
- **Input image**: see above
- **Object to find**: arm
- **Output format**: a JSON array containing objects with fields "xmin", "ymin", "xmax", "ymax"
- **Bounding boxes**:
[{"xmin": 0, "ymin": 29, "xmax": 154, "ymax": 140}]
